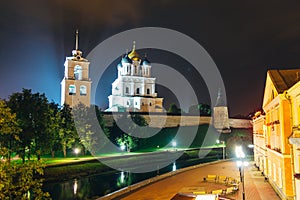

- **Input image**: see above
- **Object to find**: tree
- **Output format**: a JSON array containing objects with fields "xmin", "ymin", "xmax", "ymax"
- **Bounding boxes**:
[
  {"xmin": 72, "ymin": 103, "xmax": 109, "ymax": 155},
  {"xmin": 0, "ymin": 100, "xmax": 21, "ymax": 162},
  {"xmin": 168, "ymin": 103, "xmax": 181, "ymax": 114},
  {"xmin": 188, "ymin": 103, "xmax": 211, "ymax": 116},
  {"xmin": 7, "ymin": 89, "xmax": 53, "ymax": 161},
  {"xmin": 111, "ymin": 114, "xmax": 147, "ymax": 151},
  {"xmin": 58, "ymin": 104, "xmax": 77, "ymax": 158},
  {"xmin": 116, "ymin": 134, "xmax": 137, "ymax": 152},
  {"xmin": 0, "ymin": 158, "xmax": 51, "ymax": 199},
  {"xmin": 47, "ymin": 102, "xmax": 62, "ymax": 158}
]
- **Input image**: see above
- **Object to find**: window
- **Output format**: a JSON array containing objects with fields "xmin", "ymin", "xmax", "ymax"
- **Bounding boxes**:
[
  {"xmin": 136, "ymin": 88, "xmax": 140, "ymax": 94},
  {"xmin": 69, "ymin": 85, "xmax": 76, "ymax": 95},
  {"xmin": 127, "ymin": 101, "xmax": 130, "ymax": 106},
  {"xmin": 125, "ymin": 87, "xmax": 129, "ymax": 94},
  {"xmin": 74, "ymin": 65, "xmax": 82, "ymax": 80},
  {"xmin": 147, "ymin": 88, "xmax": 150, "ymax": 94},
  {"xmin": 80, "ymin": 85, "xmax": 87, "ymax": 96},
  {"xmin": 149, "ymin": 102, "xmax": 152, "ymax": 106}
]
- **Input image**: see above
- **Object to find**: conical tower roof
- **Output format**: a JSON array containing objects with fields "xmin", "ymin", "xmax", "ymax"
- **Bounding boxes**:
[{"xmin": 215, "ymin": 88, "xmax": 226, "ymax": 107}]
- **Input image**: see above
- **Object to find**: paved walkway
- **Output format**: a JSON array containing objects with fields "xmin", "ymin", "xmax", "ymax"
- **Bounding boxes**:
[
  {"xmin": 241, "ymin": 162, "xmax": 281, "ymax": 200},
  {"xmin": 118, "ymin": 161, "xmax": 280, "ymax": 200}
]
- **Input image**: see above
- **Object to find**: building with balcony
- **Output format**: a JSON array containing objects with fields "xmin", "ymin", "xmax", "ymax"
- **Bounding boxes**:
[
  {"xmin": 254, "ymin": 69, "xmax": 300, "ymax": 200},
  {"xmin": 252, "ymin": 111, "xmax": 267, "ymax": 173}
]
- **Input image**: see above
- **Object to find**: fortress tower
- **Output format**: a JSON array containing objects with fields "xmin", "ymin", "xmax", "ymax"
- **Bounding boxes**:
[{"xmin": 213, "ymin": 89, "xmax": 231, "ymax": 133}]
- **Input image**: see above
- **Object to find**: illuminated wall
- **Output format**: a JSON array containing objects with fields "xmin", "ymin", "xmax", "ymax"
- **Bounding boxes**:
[{"xmin": 259, "ymin": 69, "xmax": 300, "ymax": 200}]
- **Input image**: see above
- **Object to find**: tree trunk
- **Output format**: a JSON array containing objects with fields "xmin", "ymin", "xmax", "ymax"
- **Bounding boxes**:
[
  {"xmin": 51, "ymin": 151, "xmax": 55, "ymax": 158},
  {"xmin": 63, "ymin": 142, "xmax": 67, "ymax": 158},
  {"xmin": 36, "ymin": 149, "xmax": 41, "ymax": 161}
]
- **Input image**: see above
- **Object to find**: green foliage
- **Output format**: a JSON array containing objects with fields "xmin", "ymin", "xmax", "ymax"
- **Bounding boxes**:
[
  {"xmin": 168, "ymin": 103, "xmax": 181, "ymax": 114},
  {"xmin": 188, "ymin": 103, "xmax": 211, "ymax": 116},
  {"xmin": 7, "ymin": 89, "xmax": 53, "ymax": 161},
  {"xmin": 57, "ymin": 104, "xmax": 77, "ymax": 157},
  {"xmin": 0, "ymin": 100, "xmax": 21, "ymax": 161},
  {"xmin": 116, "ymin": 134, "xmax": 138, "ymax": 152},
  {"xmin": 0, "ymin": 160, "xmax": 51, "ymax": 199},
  {"xmin": 72, "ymin": 104, "xmax": 109, "ymax": 155}
]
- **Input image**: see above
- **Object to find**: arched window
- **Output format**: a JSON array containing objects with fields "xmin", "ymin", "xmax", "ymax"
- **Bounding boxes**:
[
  {"xmin": 136, "ymin": 88, "xmax": 140, "ymax": 94},
  {"xmin": 147, "ymin": 88, "xmax": 150, "ymax": 94},
  {"xmin": 125, "ymin": 87, "xmax": 129, "ymax": 94},
  {"xmin": 74, "ymin": 65, "xmax": 82, "ymax": 80},
  {"xmin": 80, "ymin": 85, "xmax": 87, "ymax": 96},
  {"xmin": 69, "ymin": 85, "xmax": 76, "ymax": 95},
  {"xmin": 149, "ymin": 102, "xmax": 152, "ymax": 106}
]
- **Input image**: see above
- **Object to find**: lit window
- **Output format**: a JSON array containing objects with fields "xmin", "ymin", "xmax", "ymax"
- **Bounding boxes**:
[
  {"xmin": 80, "ymin": 85, "xmax": 87, "ymax": 96},
  {"xmin": 74, "ymin": 65, "xmax": 82, "ymax": 80},
  {"xmin": 69, "ymin": 85, "xmax": 76, "ymax": 95}
]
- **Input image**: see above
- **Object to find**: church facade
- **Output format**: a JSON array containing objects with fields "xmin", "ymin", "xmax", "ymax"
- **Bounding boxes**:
[{"xmin": 106, "ymin": 42, "xmax": 164, "ymax": 112}]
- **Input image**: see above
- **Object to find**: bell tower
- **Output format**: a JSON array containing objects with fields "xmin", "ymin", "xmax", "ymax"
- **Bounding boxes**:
[{"xmin": 61, "ymin": 30, "xmax": 91, "ymax": 107}]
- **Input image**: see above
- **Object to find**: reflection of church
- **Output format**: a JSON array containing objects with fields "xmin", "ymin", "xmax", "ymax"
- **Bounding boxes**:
[
  {"xmin": 60, "ymin": 30, "xmax": 91, "ymax": 107},
  {"xmin": 106, "ymin": 42, "xmax": 164, "ymax": 112}
]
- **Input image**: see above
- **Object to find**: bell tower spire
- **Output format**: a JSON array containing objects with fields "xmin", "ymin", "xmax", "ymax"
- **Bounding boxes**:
[
  {"xmin": 61, "ymin": 29, "xmax": 91, "ymax": 108},
  {"xmin": 75, "ymin": 29, "xmax": 79, "ymax": 50},
  {"xmin": 72, "ymin": 29, "xmax": 83, "ymax": 59}
]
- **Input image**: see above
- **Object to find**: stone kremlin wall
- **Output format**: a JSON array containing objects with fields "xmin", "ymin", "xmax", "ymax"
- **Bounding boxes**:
[{"xmin": 103, "ymin": 113, "xmax": 252, "ymax": 129}]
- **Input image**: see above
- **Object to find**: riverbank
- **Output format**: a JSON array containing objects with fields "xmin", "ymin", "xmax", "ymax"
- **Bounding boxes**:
[{"xmin": 43, "ymin": 148, "xmax": 220, "ymax": 182}]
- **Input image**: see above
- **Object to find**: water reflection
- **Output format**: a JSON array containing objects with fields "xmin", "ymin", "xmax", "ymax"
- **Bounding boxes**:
[
  {"xmin": 172, "ymin": 162, "xmax": 177, "ymax": 171},
  {"xmin": 44, "ymin": 154, "xmax": 219, "ymax": 199},
  {"xmin": 117, "ymin": 171, "xmax": 132, "ymax": 187},
  {"xmin": 73, "ymin": 179, "xmax": 78, "ymax": 195}
]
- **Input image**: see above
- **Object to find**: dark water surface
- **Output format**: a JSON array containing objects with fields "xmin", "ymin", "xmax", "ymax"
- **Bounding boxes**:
[{"xmin": 43, "ymin": 153, "xmax": 220, "ymax": 200}]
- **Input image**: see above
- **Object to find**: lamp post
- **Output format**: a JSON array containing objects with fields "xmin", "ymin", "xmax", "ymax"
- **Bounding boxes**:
[
  {"xmin": 216, "ymin": 140, "xmax": 226, "ymax": 159},
  {"xmin": 74, "ymin": 148, "xmax": 80, "ymax": 159},
  {"xmin": 236, "ymin": 146, "xmax": 248, "ymax": 200},
  {"xmin": 172, "ymin": 141, "xmax": 177, "ymax": 151}
]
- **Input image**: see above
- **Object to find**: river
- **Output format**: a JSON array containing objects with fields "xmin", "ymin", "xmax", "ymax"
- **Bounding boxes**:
[{"xmin": 43, "ymin": 151, "xmax": 221, "ymax": 199}]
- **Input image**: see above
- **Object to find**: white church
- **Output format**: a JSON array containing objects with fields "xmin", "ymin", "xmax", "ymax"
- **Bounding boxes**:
[{"xmin": 106, "ymin": 42, "xmax": 164, "ymax": 112}]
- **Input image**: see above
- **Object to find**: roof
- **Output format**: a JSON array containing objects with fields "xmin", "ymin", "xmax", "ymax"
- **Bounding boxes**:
[
  {"xmin": 215, "ymin": 88, "xmax": 226, "ymax": 107},
  {"xmin": 268, "ymin": 69, "xmax": 300, "ymax": 93}
]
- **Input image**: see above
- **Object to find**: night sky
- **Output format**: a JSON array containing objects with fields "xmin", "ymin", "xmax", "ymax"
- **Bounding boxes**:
[{"xmin": 1, "ymin": 0, "xmax": 300, "ymax": 116}]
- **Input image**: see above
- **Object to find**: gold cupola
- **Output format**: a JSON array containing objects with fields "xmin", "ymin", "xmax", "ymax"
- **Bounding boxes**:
[{"xmin": 128, "ymin": 41, "xmax": 141, "ymax": 61}]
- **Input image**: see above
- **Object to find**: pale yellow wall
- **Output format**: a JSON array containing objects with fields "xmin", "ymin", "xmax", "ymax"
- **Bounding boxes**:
[{"xmin": 261, "ymin": 74, "xmax": 296, "ymax": 199}]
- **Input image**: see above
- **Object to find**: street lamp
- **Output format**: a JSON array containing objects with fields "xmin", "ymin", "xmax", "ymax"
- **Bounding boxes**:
[
  {"xmin": 120, "ymin": 144, "xmax": 126, "ymax": 151},
  {"xmin": 74, "ymin": 148, "xmax": 80, "ymax": 159},
  {"xmin": 172, "ymin": 141, "xmax": 177, "ymax": 151},
  {"xmin": 236, "ymin": 146, "xmax": 248, "ymax": 200},
  {"xmin": 216, "ymin": 140, "xmax": 226, "ymax": 159}
]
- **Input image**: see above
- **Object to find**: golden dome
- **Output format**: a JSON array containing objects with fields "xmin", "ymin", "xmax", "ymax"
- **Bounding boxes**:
[{"xmin": 128, "ymin": 41, "xmax": 141, "ymax": 61}]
